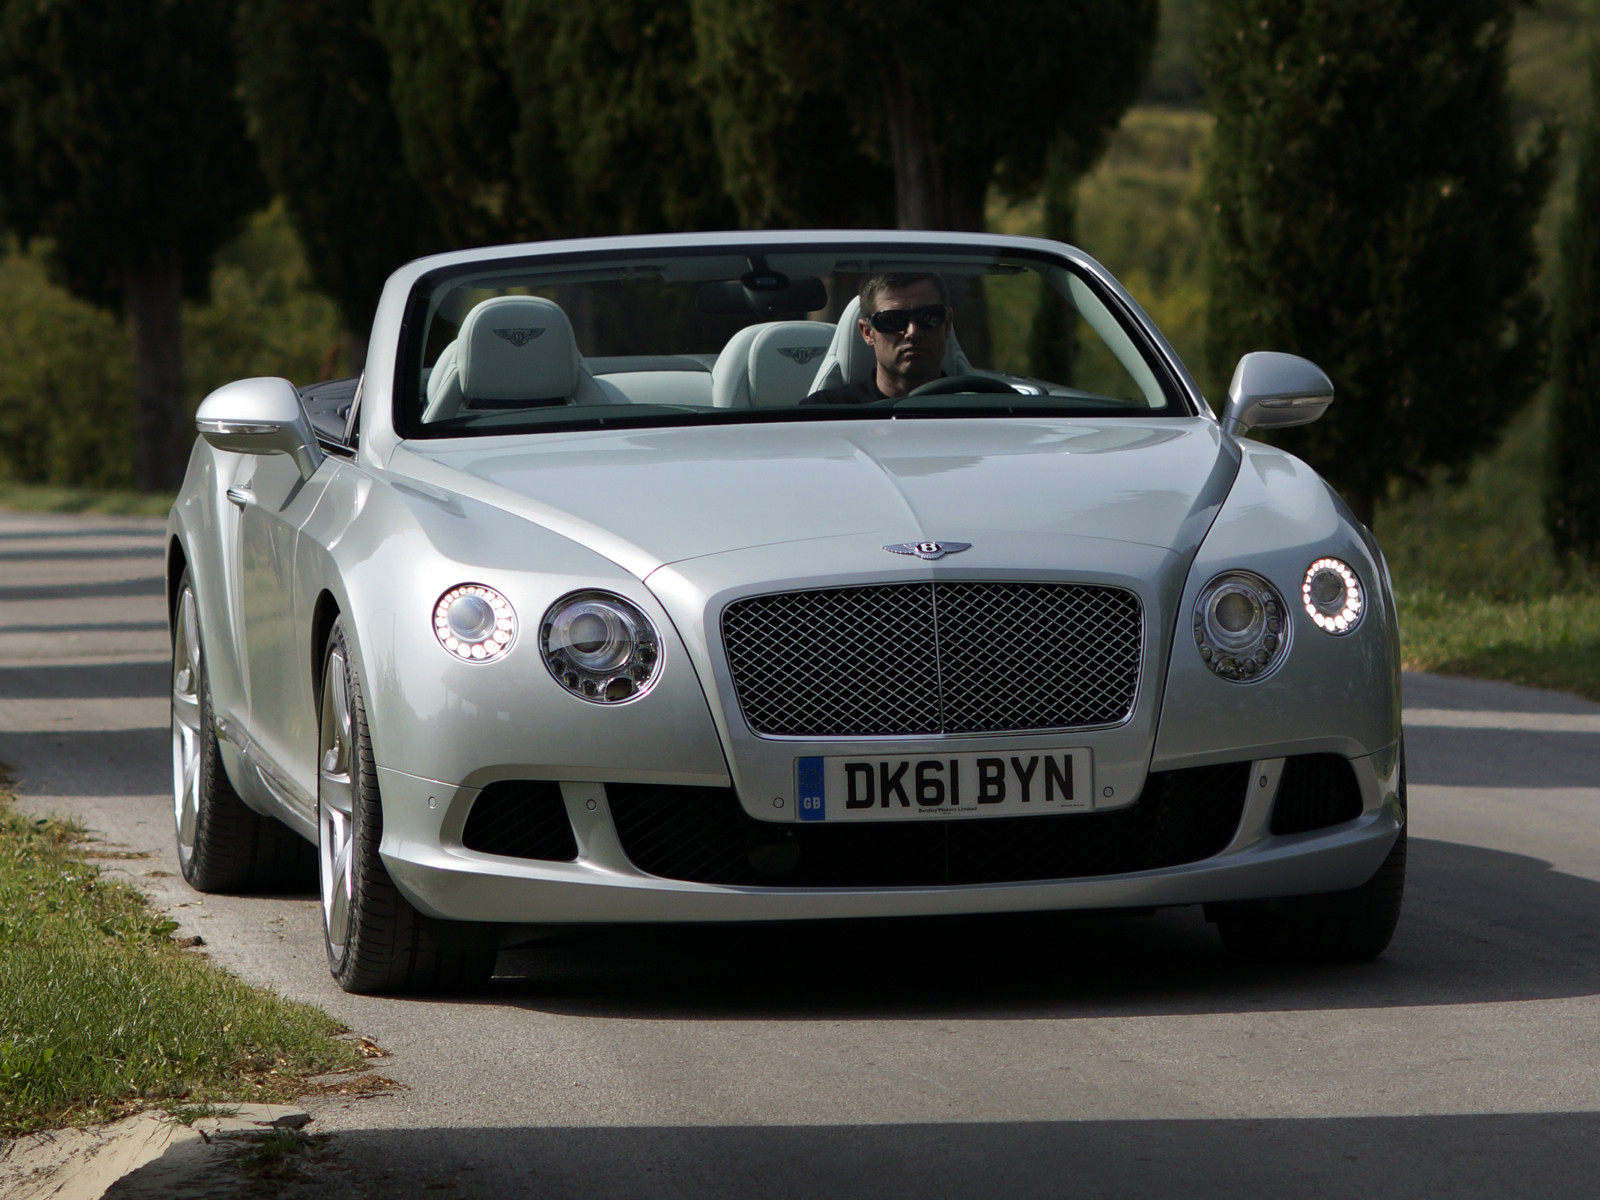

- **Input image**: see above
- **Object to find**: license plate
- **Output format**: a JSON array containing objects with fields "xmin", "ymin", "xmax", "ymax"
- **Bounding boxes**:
[{"xmin": 795, "ymin": 750, "xmax": 1093, "ymax": 822}]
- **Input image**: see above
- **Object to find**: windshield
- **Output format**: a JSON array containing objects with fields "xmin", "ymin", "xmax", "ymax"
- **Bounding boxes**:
[{"xmin": 396, "ymin": 242, "xmax": 1189, "ymax": 439}]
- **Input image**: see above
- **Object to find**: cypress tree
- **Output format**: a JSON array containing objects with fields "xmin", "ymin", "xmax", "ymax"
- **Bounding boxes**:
[
  {"xmin": 373, "ymin": 0, "xmax": 527, "ymax": 245},
  {"xmin": 0, "ymin": 0, "xmax": 268, "ymax": 489},
  {"xmin": 503, "ymin": 0, "xmax": 736, "ymax": 238},
  {"xmin": 1200, "ymin": 0, "xmax": 1555, "ymax": 527},
  {"xmin": 691, "ymin": 0, "xmax": 1155, "ymax": 364},
  {"xmin": 236, "ymin": 0, "xmax": 444, "ymax": 364},
  {"xmin": 1546, "ymin": 41, "xmax": 1600, "ymax": 568},
  {"xmin": 691, "ymin": 0, "xmax": 895, "ymax": 230},
  {"xmin": 689, "ymin": 1, "xmax": 1157, "ymax": 236}
]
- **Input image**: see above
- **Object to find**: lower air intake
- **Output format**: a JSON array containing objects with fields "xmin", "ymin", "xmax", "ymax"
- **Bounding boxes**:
[
  {"xmin": 605, "ymin": 762, "xmax": 1250, "ymax": 888},
  {"xmin": 461, "ymin": 780, "xmax": 579, "ymax": 861},
  {"xmin": 1269, "ymin": 754, "xmax": 1364, "ymax": 835}
]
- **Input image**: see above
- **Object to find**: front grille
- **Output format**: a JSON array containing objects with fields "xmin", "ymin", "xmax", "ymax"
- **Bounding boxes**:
[
  {"xmin": 1270, "ymin": 754, "xmax": 1364, "ymax": 835},
  {"xmin": 721, "ymin": 582, "xmax": 1142, "ymax": 737},
  {"xmin": 461, "ymin": 780, "xmax": 578, "ymax": 861},
  {"xmin": 606, "ymin": 762, "xmax": 1249, "ymax": 888}
]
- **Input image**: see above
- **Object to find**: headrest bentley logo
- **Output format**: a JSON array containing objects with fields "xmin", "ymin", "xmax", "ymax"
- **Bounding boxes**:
[
  {"xmin": 885, "ymin": 541, "xmax": 972, "ymax": 561},
  {"xmin": 776, "ymin": 345, "xmax": 826, "ymax": 365},
  {"xmin": 493, "ymin": 327, "xmax": 546, "ymax": 347}
]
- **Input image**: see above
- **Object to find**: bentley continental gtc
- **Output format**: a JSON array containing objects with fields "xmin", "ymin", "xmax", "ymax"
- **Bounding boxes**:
[{"xmin": 166, "ymin": 230, "xmax": 1404, "ymax": 993}]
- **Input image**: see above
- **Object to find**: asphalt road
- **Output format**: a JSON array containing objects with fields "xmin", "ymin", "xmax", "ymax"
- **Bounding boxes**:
[{"xmin": 2, "ymin": 508, "xmax": 1597, "ymax": 1198}]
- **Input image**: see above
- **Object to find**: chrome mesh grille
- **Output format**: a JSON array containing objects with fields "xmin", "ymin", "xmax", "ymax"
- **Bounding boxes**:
[{"xmin": 721, "ymin": 582, "xmax": 1142, "ymax": 737}]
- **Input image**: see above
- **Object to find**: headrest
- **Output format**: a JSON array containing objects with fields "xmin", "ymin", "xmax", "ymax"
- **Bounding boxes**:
[
  {"xmin": 712, "ymin": 320, "xmax": 834, "ymax": 408},
  {"xmin": 748, "ymin": 322, "xmax": 834, "ymax": 406},
  {"xmin": 457, "ymin": 295, "xmax": 581, "ymax": 403},
  {"xmin": 807, "ymin": 295, "xmax": 973, "ymax": 393}
]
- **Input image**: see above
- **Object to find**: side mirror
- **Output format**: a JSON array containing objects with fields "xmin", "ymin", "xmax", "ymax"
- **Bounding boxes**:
[
  {"xmin": 195, "ymin": 377, "xmax": 324, "ymax": 480},
  {"xmin": 1220, "ymin": 352, "xmax": 1334, "ymax": 437}
]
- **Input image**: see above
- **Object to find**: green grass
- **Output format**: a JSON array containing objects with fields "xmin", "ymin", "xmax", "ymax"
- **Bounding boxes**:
[
  {"xmin": 1398, "ymin": 588, "xmax": 1600, "ymax": 700},
  {"xmin": 1373, "ymin": 391, "xmax": 1600, "ymax": 701},
  {"xmin": 0, "ymin": 480, "xmax": 174, "ymax": 518},
  {"xmin": 0, "ymin": 795, "xmax": 364, "ymax": 1135}
]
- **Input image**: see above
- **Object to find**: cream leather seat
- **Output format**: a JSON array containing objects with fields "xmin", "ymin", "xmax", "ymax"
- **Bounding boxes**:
[
  {"xmin": 422, "ymin": 296, "xmax": 608, "ymax": 423},
  {"xmin": 710, "ymin": 320, "xmax": 834, "ymax": 408},
  {"xmin": 806, "ymin": 295, "xmax": 974, "ymax": 395}
]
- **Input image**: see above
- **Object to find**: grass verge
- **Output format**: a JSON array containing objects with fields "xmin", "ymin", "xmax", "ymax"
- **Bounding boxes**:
[
  {"xmin": 0, "ymin": 479, "xmax": 173, "ymax": 518},
  {"xmin": 0, "ymin": 793, "xmax": 364, "ymax": 1136},
  {"xmin": 1398, "ymin": 588, "xmax": 1600, "ymax": 702}
]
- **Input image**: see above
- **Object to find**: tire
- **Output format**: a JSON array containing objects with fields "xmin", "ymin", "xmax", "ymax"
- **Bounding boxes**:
[
  {"xmin": 1209, "ymin": 749, "xmax": 1407, "ymax": 963},
  {"xmin": 318, "ymin": 618, "xmax": 497, "ymax": 994},
  {"xmin": 171, "ymin": 570, "xmax": 312, "ymax": 893}
]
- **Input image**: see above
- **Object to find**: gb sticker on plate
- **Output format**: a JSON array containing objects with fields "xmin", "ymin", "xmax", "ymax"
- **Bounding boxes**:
[{"xmin": 796, "ymin": 757, "xmax": 826, "ymax": 821}]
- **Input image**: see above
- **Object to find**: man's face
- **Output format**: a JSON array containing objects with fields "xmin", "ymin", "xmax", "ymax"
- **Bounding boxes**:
[{"xmin": 859, "ymin": 280, "xmax": 952, "ymax": 395}]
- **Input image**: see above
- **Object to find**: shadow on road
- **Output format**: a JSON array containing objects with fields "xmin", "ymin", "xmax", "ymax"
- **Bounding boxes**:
[
  {"xmin": 479, "ymin": 836, "xmax": 1600, "ymax": 1020},
  {"xmin": 0, "ymin": 661, "xmax": 170, "ymax": 699},
  {"xmin": 102, "ymin": 1111, "xmax": 1600, "ymax": 1200}
]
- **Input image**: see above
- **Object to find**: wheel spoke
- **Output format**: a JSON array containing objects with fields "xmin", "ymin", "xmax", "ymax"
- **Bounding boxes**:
[
  {"xmin": 173, "ymin": 715, "xmax": 200, "ymax": 845},
  {"xmin": 318, "ymin": 647, "xmax": 357, "ymax": 952},
  {"xmin": 171, "ymin": 689, "xmax": 200, "ymax": 732},
  {"xmin": 319, "ymin": 768, "xmax": 353, "ymax": 818},
  {"xmin": 182, "ymin": 593, "xmax": 200, "ymax": 671},
  {"xmin": 171, "ymin": 586, "xmax": 203, "ymax": 855},
  {"xmin": 330, "ymin": 655, "xmax": 352, "ymax": 752}
]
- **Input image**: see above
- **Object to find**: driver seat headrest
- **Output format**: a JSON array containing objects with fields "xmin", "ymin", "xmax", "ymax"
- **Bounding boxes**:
[{"xmin": 807, "ymin": 295, "xmax": 973, "ymax": 394}]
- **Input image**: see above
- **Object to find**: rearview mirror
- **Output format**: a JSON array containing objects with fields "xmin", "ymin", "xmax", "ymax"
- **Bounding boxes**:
[
  {"xmin": 695, "ymin": 274, "xmax": 828, "ymax": 317},
  {"xmin": 1220, "ymin": 352, "xmax": 1334, "ymax": 436},
  {"xmin": 195, "ymin": 377, "xmax": 324, "ymax": 480}
]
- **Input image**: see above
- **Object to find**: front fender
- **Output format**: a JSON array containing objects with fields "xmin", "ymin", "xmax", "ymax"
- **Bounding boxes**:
[
  {"xmin": 300, "ymin": 464, "xmax": 731, "ymax": 794},
  {"xmin": 1151, "ymin": 441, "xmax": 1401, "ymax": 767}
]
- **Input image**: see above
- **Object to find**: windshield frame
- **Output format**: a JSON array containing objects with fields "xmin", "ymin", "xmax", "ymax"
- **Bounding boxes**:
[{"xmin": 391, "ymin": 235, "xmax": 1202, "ymax": 442}]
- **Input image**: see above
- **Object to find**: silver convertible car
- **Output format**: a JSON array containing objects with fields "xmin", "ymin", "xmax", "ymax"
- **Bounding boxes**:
[{"xmin": 166, "ymin": 230, "xmax": 1404, "ymax": 993}]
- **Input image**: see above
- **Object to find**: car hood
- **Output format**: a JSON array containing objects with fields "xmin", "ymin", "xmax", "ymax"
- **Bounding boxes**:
[{"xmin": 395, "ymin": 418, "xmax": 1239, "ymax": 580}]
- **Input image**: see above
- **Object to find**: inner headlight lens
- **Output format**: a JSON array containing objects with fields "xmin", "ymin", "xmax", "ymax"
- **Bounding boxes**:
[
  {"xmin": 1303, "ymin": 557, "xmax": 1364, "ymax": 633},
  {"xmin": 433, "ymin": 584, "xmax": 516, "ymax": 662},
  {"xmin": 541, "ymin": 591, "xmax": 661, "ymax": 703},
  {"xmin": 1194, "ymin": 571, "xmax": 1289, "ymax": 682}
]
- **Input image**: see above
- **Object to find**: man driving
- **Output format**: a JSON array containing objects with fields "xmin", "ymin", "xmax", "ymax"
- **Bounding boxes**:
[{"xmin": 803, "ymin": 272, "xmax": 952, "ymax": 404}]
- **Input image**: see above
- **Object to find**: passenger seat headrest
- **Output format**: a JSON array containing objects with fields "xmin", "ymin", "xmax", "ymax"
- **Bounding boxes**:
[
  {"xmin": 712, "ymin": 320, "xmax": 834, "ymax": 408},
  {"xmin": 748, "ymin": 323, "xmax": 834, "ymax": 406},
  {"xmin": 457, "ymin": 295, "xmax": 581, "ymax": 403}
]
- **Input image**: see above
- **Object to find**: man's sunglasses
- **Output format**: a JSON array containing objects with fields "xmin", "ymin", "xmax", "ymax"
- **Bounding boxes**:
[{"xmin": 865, "ymin": 303, "xmax": 949, "ymax": 335}]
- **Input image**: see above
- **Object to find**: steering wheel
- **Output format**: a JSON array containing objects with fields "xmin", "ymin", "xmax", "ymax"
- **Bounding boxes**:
[{"xmin": 908, "ymin": 374, "xmax": 1022, "ymax": 397}]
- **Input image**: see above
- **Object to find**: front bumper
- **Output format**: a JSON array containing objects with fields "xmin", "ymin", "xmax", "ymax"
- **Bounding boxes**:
[{"xmin": 376, "ymin": 744, "xmax": 1403, "ymax": 925}]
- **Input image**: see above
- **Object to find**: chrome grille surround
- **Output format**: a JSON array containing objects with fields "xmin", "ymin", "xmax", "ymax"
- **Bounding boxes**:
[{"xmin": 721, "ymin": 582, "xmax": 1143, "ymax": 737}]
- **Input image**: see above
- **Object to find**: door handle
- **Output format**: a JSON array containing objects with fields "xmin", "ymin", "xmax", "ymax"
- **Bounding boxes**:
[{"xmin": 226, "ymin": 485, "xmax": 253, "ymax": 509}]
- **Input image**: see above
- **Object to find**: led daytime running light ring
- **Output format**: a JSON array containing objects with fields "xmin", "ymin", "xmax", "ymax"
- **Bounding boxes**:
[
  {"xmin": 433, "ymin": 584, "xmax": 517, "ymax": 662},
  {"xmin": 1302, "ymin": 557, "xmax": 1364, "ymax": 634}
]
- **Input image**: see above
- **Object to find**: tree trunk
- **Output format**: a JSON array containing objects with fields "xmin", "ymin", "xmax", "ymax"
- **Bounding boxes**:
[
  {"xmin": 123, "ymin": 253, "xmax": 187, "ymax": 491},
  {"xmin": 878, "ymin": 71, "xmax": 993, "ymax": 366},
  {"xmin": 1028, "ymin": 147, "xmax": 1079, "ymax": 384},
  {"xmin": 880, "ymin": 68, "xmax": 941, "ymax": 231}
]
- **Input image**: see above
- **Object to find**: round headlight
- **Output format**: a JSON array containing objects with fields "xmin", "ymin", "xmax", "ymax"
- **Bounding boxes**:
[
  {"xmin": 1303, "ymin": 557, "xmax": 1364, "ymax": 634},
  {"xmin": 433, "ymin": 584, "xmax": 516, "ymax": 661},
  {"xmin": 1193, "ymin": 571, "xmax": 1289, "ymax": 682},
  {"xmin": 541, "ymin": 591, "xmax": 661, "ymax": 703}
]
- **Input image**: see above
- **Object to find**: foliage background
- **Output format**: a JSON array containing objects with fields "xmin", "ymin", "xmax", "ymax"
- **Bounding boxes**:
[{"xmin": 0, "ymin": 0, "xmax": 1597, "ymax": 691}]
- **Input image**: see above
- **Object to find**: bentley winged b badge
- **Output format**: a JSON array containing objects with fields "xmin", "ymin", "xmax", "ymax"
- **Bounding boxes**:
[
  {"xmin": 776, "ymin": 345, "xmax": 826, "ymax": 365},
  {"xmin": 884, "ymin": 540, "xmax": 972, "ymax": 561},
  {"xmin": 492, "ymin": 327, "xmax": 546, "ymax": 347}
]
